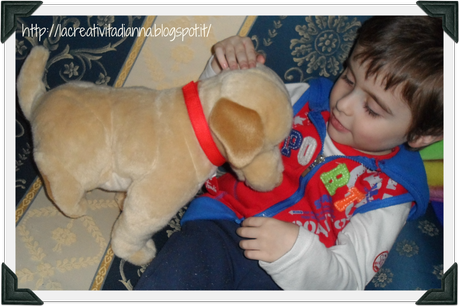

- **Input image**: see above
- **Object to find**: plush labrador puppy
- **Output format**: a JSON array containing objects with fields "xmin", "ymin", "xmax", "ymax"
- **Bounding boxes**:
[{"xmin": 17, "ymin": 46, "xmax": 293, "ymax": 265}]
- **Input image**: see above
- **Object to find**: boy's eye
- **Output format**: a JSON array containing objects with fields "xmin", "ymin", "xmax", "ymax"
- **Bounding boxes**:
[
  {"xmin": 364, "ymin": 102, "xmax": 380, "ymax": 118},
  {"xmin": 342, "ymin": 74, "xmax": 354, "ymax": 86}
]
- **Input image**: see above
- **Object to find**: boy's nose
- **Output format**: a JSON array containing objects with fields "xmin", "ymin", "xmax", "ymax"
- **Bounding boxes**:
[{"xmin": 335, "ymin": 93, "xmax": 354, "ymax": 116}]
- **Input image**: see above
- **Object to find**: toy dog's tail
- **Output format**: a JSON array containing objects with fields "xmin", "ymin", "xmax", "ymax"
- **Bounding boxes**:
[{"xmin": 17, "ymin": 46, "xmax": 49, "ymax": 120}]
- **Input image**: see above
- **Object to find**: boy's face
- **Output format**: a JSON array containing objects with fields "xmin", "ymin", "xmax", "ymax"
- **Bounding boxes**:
[{"xmin": 328, "ymin": 50, "xmax": 412, "ymax": 155}]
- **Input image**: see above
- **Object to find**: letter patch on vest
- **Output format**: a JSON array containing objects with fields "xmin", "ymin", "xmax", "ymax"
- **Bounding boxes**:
[
  {"xmin": 281, "ymin": 130, "xmax": 302, "ymax": 157},
  {"xmin": 298, "ymin": 136, "xmax": 317, "ymax": 166},
  {"xmin": 320, "ymin": 163, "xmax": 350, "ymax": 196},
  {"xmin": 334, "ymin": 186, "xmax": 366, "ymax": 212}
]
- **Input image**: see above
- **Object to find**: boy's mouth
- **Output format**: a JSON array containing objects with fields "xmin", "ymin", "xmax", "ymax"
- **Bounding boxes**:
[{"xmin": 329, "ymin": 113, "xmax": 350, "ymax": 133}]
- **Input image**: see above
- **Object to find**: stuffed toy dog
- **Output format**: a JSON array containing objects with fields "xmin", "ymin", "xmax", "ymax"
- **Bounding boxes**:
[{"xmin": 17, "ymin": 46, "xmax": 293, "ymax": 266}]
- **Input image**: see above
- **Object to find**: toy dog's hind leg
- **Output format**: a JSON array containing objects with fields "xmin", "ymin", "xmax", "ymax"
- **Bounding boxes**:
[{"xmin": 114, "ymin": 192, "xmax": 127, "ymax": 211}]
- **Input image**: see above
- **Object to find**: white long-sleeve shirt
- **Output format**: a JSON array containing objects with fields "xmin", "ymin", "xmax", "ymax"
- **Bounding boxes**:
[{"xmin": 199, "ymin": 57, "xmax": 411, "ymax": 290}]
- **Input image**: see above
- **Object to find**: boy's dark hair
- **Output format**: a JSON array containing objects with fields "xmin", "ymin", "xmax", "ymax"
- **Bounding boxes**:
[{"xmin": 352, "ymin": 16, "xmax": 443, "ymax": 148}]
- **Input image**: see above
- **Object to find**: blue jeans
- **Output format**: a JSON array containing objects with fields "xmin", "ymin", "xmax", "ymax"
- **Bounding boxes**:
[{"xmin": 134, "ymin": 219, "xmax": 281, "ymax": 290}]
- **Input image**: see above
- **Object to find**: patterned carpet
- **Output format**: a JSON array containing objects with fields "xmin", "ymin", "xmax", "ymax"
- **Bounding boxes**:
[{"xmin": 14, "ymin": 14, "xmax": 444, "ymax": 296}]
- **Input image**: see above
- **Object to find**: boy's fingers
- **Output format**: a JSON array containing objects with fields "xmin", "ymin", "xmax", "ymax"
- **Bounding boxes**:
[
  {"xmin": 256, "ymin": 53, "xmax": 266, "ymax": 65},
  {"xmin": 236, "ymin": 54, "xmax": 249, "ymax": 70},
  {"xmin": 213, "ymin": 36, "xmax": 262, "ymax": 71},
  {"xmin": 239, "ymin": 238, "xmax": 258, "ymax": 251},
  {"xmin": 214, "ymin": 47, "xmax": 229, "ymax": 70},
  {"xmin": 244, "ymin": 250, "xmax": 267, "ymax": 261},
  {"xmin": 241, "ymin": 37, "xmax": 258, "ymax": 68},
  {"xmin": 236, "ymin": 225, "xmax": 258, "ymax": 239},
  {"xmin": 220, "ymin": 44, "xmax": 240, "ymax": 70},
  {"xmin": 241, "ymin": 217, "xmax": 266, "ymax": 227}
]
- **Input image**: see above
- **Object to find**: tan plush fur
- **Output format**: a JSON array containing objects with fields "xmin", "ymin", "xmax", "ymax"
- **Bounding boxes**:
[{"xmin": 17, "ymin": 46, "xmax": 293, "ymax": 266}]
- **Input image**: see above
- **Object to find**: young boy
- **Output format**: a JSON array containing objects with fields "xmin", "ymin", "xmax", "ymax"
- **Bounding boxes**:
[{"xmin": 134, "ymin": 16, "xmax": 443, "ymax": 290}]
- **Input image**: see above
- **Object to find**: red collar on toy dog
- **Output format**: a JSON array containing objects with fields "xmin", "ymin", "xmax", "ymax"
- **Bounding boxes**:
[{"xmin": 182, "ymin": 81, "xmax": 226, "ymax": 167}]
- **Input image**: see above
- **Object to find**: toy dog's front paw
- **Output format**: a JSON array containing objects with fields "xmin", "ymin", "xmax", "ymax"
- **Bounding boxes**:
[
  {"xmin": 121, "ymin": 239, "xmax": 157, "ymax": 267},
  {"xmin": 112, "ymin": 239, "xmax": 156, "ymax": 266}
]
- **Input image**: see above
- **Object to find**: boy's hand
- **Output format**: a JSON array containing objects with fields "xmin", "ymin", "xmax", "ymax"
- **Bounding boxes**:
[
  {"xmin": 236, "ymin": 217, "xmax": 299, "ymax": 263},
  {"xmin": 211, "ymin": 35, "xmax": 265, "ymax": 73}
]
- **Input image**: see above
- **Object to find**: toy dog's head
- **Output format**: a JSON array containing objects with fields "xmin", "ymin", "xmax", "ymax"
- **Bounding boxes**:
[{"xmin": 200, "ymin": 64, "xmax": 293, "ymax": 192}]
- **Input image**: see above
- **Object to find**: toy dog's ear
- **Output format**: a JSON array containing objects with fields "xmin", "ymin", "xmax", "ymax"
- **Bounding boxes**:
[{"xmin": 209, "ymin": 98, "xmax": 264, "ymax": 169}]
